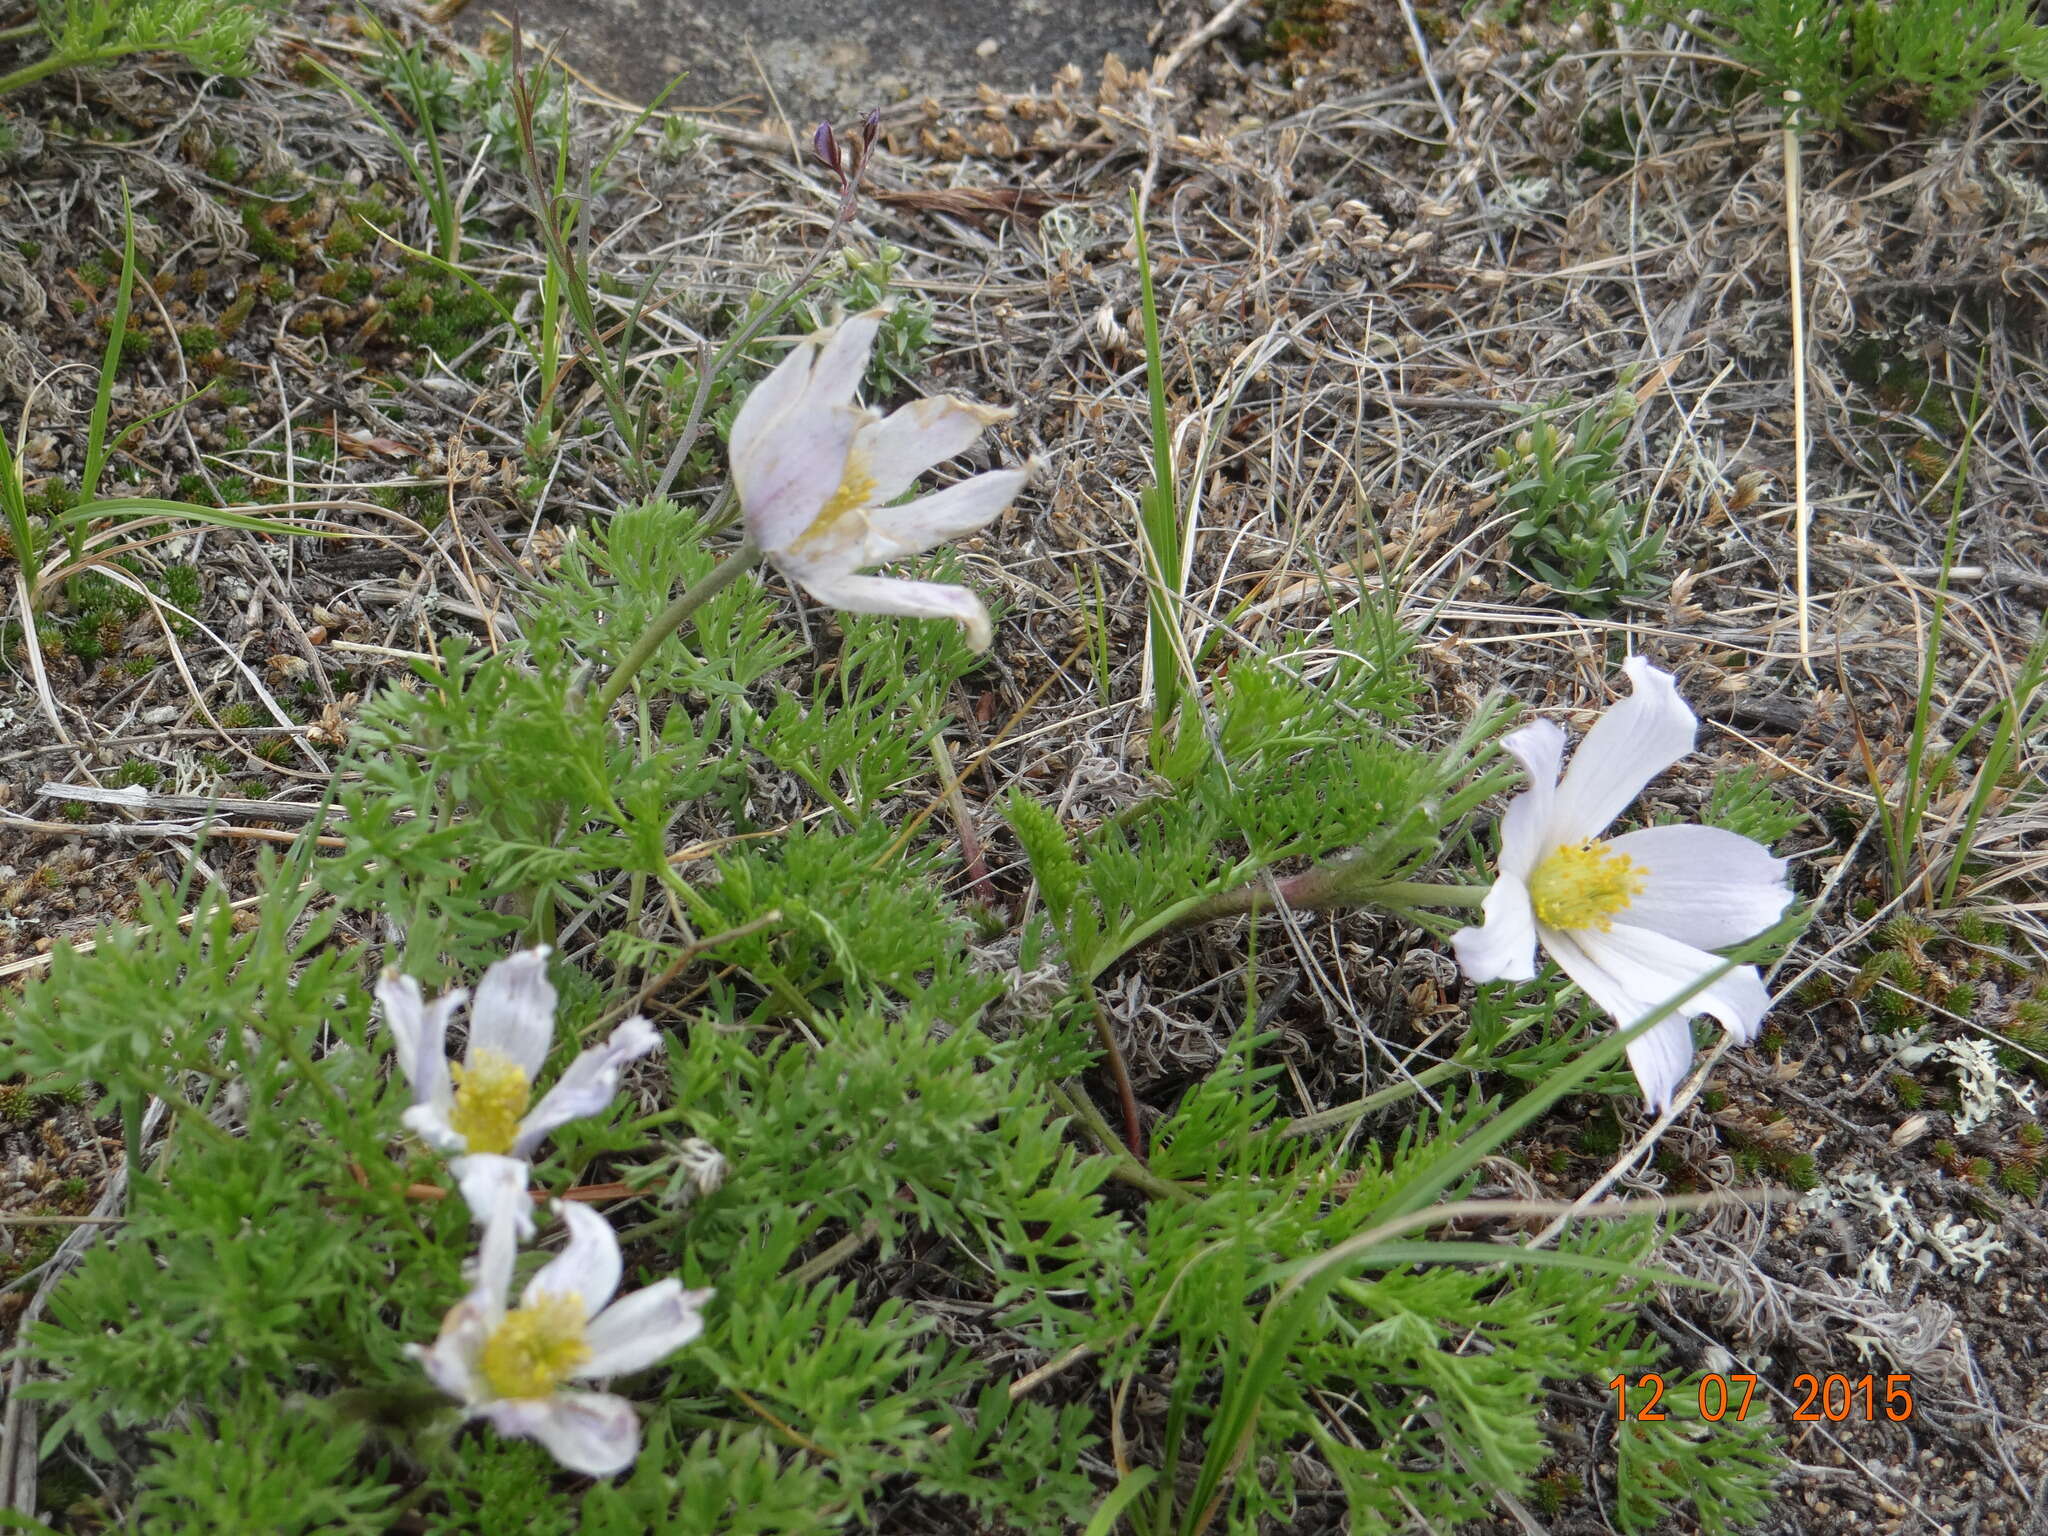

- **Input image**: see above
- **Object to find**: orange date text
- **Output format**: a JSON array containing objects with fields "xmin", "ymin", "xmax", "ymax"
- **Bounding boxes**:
[{"xmin": 1607, "ymin": 1373, "xmax": 1916, "ymax": 1422}]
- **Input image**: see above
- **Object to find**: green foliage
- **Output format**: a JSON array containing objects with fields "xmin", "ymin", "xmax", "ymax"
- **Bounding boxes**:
[
  {"xmin": 1495, "ymin": 386, "xmax": 1666, "ymax": 615},
  {"xmin": 1614, "ymin": 1381, "xmax": 1780, "ymax": 1533},
  {"xmin": 1705, "ymin": 766, "xmax": 1805, "ymax": 845},
  {"xmin": 133, "ymin": 1392, "xmax": 398, "ymax": 1534},
  {"xmin": 4, "ymin": 0, "xmax": 278, "ymax": 96},
  {"xmin": 1624, "ymin": 0, "xmax": 2048, "ymax": 127},
  {"xmin": 1013, "ymin": 604, "xmax": 1505, "ymax": 982}
]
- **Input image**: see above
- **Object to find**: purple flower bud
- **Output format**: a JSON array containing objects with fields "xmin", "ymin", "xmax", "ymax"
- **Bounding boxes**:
[
  {"xmin": 812, "ymin": 121, "xmax": 839, "ymax": 174},
  {"xmin": 860, "ymin": 108, "xmax": 880, "ymax": 153}
]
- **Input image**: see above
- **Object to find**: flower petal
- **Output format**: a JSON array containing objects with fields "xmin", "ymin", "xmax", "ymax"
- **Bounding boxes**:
[
  {"xmin": 467, "ymin": 1181, "xmax": 522, "ymax": 1322},
  {"xmin": 477, "ymin": 1391, "xmax": 641, "ymax": 1477},
  {"xmin": 403, "ymin": 1102, "xmax": 469, "ymax": 1156},
  {"xmin": 787, "ymin": 568, "xmax": 993, "ymax": 652},
  {"xmin": 1619, "ymin": 1014, "xmax": 1699, "ymax": 1115},
  {"xmin": 525, "ymin": 1200, "xmax": 623, "ymax": 1319},
  {"xmin": 467, "ymin": 947, "xmax": 557, "ymax": 1081},
  {"xmin": 376, "ymin": 972, "xmax": 462, "ymax": 1115},
  {"xmin": 1542, "ymin": 922, "xmax": 1772, "ymax": 1107},
  {"xmin": 730, "ymin": 313, "xmax": 881, "ymax": 464},
  {"xmin": 855, "ymin": 469, "xmax": 1030, "ymax": 566},
  {"xmin": 578, "ymin": 1280, "xmax": 713, "ymax": 1379},
  {"xmin": 849, "ymin": 395, "xmax": 1015, "ymax": 506},
  {"xmin": 1602, "ymin": 824, "xmax": 1794, "ymax": 950},
  {"xmin": 512, "ymin": 1016, "xmax": 664, "ymax": 1161},
  {"xmin": 450, "ymin": 1152, "xmax": 537, "ymax": 1239},
  {"xmin": 1495, "ymin": 721, "xmax": 1566, "ymax": 883},
  {"xmin": 410, "ymin": 1295, "xmax": 491, "ymax": 1406},
  {"xmin": 1549, "ymin": 657, "xmax": 1698, "ymax": 845},
  {"xmin": 1450, "ymin": 874, "xmax": 1539, "ymax": 983},
  {"xmin": 740, "ymin": 403, "xmax": 870, "ymax": 557}
]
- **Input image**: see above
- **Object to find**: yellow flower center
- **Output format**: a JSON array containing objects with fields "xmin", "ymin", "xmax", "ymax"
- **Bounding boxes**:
[
  {"xmin": 478, "ymin": 1292, "xmax": 590, "ymax": 1399},
  {"xmin": 788, "ymin": 455, "xmax": 876, "ymax": 554},
  {"xmin": 447, "ymin": 1048, "xmax": 532, "ymax": 1156},
  {"xmin": 1528, "ymin": 840, "xmax": 1646, "ymax": 932}
]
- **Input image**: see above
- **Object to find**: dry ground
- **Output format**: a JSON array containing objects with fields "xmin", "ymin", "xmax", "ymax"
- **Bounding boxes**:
[{"xmin": 2, "ymin": 0, "xmax": 2046, "ymax": 1528}]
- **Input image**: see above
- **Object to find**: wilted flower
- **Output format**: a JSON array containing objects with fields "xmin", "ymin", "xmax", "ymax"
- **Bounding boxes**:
[
  {"xmin": 410, "ymin": 1192, "xmax": 712, "ymax": 1476},
  {"xmin": 1450, "ymin": 658, "xmax": 1795, "ymax": 1111},
  {"xmin": 377, "ymin": 948, "xmax": 661, "ymax": 1231},
  {"xmin": 730, "ymin": 309, "xmax": 1029, "ymax": 652}
]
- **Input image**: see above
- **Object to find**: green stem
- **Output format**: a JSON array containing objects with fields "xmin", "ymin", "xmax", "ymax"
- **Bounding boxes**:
[
  {"xmin": 1098, "ymin": 871, "xmax": 1493, "ymax": 979},
  {"xmin": 595, "ymin": 542, "xmax": 761, "ymax": 712},
  {"xmin": 1280, "ymin": 1058, "xmax": 1466, "ymax": 1139},
  {"xmin": 0, "ymin": 49, "xmax": 92, "ymax": 97}
]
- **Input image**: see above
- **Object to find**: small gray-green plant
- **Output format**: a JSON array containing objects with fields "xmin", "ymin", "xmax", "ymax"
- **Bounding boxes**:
[
  {"xmin": 1495, "ymin": 385, "xmax": 1666, "ymax": 615},
  {"xmin": 800, "ymin": 244, "xmax": 935, "ymax": 389},
  {"xmin": 0, "ymin": 0, "xmax": 276, "ymax": 96}
]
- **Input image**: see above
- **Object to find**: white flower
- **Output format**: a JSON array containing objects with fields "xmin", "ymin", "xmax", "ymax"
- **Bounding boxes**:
[
  {"xmin": 730, "ymin": 309, "xmax": 1029, "ymax": 653},
  {"xmin": 376, "ymin": 947, "xmax": 662, "ymax": 1232},
  {"xmin": 410, "ymin": 1192, "xmax": 712, "ymax": 1477},
  {"xmin": 1450, "ymin": 658, "xmax": 1795, "ymax": 1111}
]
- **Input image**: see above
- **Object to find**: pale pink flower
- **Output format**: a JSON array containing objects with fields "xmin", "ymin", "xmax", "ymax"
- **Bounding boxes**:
[
  {"xmin": 1451, "ymin": 658, "xmax": 1795, "ymax": 1110},
  {"xmin": 730, "ymin": 310, "xmax": 1028, "ymax": 652}
]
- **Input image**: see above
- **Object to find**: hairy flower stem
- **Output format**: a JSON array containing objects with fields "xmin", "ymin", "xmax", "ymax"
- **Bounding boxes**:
[
  {"xmin": 1082, "ymin": 985, "xmax": 1145, "ymax": 1161},
  {"xmin": 1184, "ymin": 872, "xmax": 1492, "ymax": 926},
  {"xmin": 595, "ymin": 542, "xmax": 762, "ymax": 713}
]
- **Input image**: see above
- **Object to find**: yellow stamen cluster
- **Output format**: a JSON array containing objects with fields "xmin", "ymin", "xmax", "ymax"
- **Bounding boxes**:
[
  {"xmin": 790, "ymin": 457, "xmax": 876, "ymax": 552},
  {"xmin": 479, "ymin": 1292, "xmax": 590, "ymax": 1400},
  {"xmin": 1528, "ymin": 840, "xmax": 1646, "ymax": 933},
  {"xmin": 447, "ymin": 1048, "xmax": 533, "ymax": 1156}
]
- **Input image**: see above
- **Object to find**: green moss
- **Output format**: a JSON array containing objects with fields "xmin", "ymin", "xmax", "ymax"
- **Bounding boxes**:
[
  {"xmin": 109, "ymin": 759, "xmax": 163, "ymax": 789},
  {"xmin": 241, "ymin": 204, "xmax": 299, "ymax": 266},
  {"xmin": 1781, "ymin": 1153, "xmax": 1820, "ymax": 1192},
  {"xmin": 1997, "ymin": 1161, "xmax": 2039, "ymax": 1199},
  {"xmin": 160, "ymin": 564, "xmax": 201, "ymax": 611},
  {"xmin": 178, "ymin": 322, "xmax": 222, "ymax": 356},
  {"xmin": 1890, "ymin": 1074, "xmax": 1925, "ymax": 1109},
  {"xmin": 325, "ymin": 218, "xmax": 368, "ymax": 258},
  {"xmin": 375, "ymin": 260, "xmax": 510, "ymax": 367},
  {"xmin": 1794, "ymin": 973, "xmax": 1837, "ymax": 1007},
  {"xmin": 1576, "ymin": 1112, "xmax": 1622, "ymax": 1157}
]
